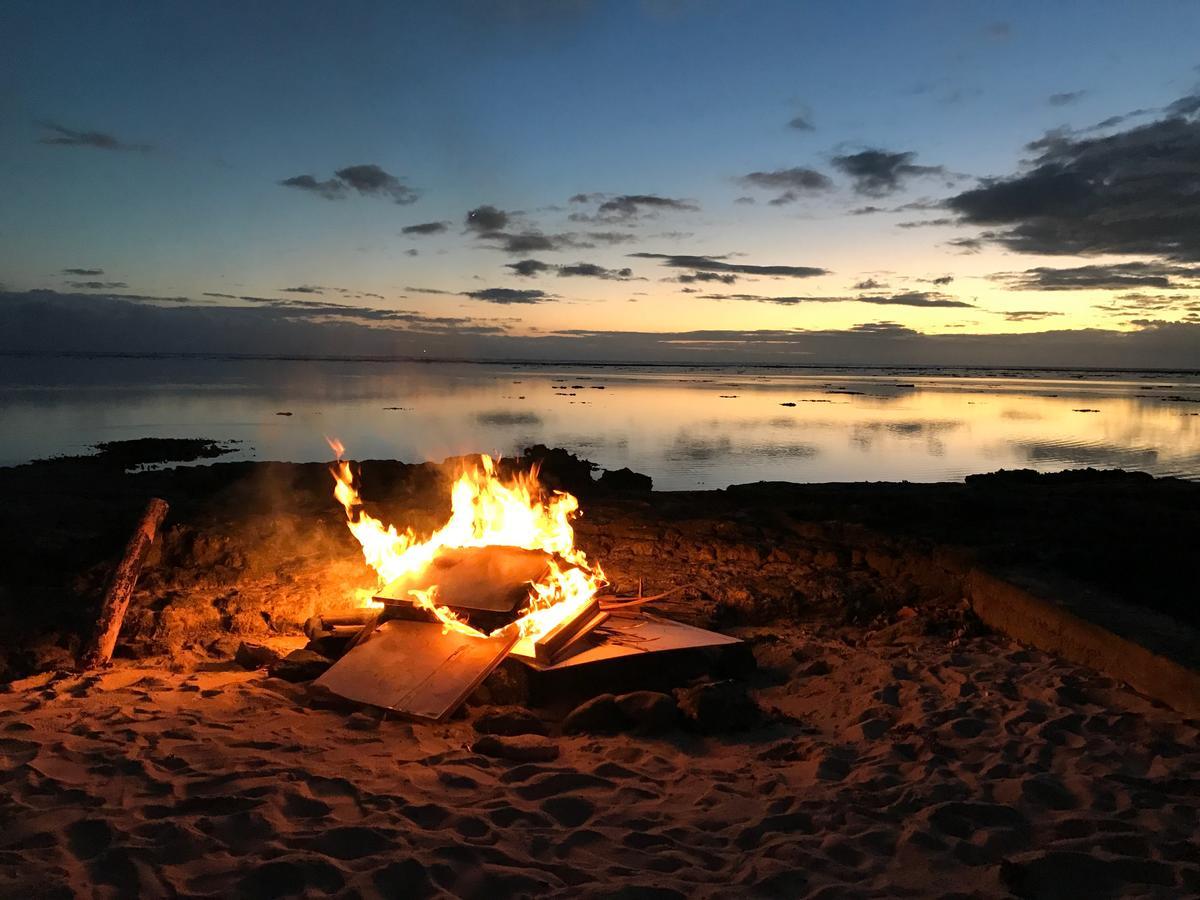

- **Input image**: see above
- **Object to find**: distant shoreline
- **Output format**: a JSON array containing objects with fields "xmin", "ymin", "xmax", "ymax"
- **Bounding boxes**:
[{"xmin": 2, "ymin": 350, "xmax": 1197, "ymax": 377}]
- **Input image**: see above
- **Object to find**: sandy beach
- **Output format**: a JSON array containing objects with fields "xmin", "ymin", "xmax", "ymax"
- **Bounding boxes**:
[{"xmin": 1, "ymin": 443, "xmax": 1198, "ymax": 898}]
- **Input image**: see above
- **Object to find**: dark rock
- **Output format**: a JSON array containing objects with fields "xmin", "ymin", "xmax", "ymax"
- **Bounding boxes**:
[
  {"xmin": 562, "ymin": 693, "xmax": 625, "ymax": 734},
  {"xmin": 615, "ymin": 691, "xmax": 679, "ymax": 733},
  {"xmin": 473, "ymin": 707, "xmax": 550, "ymax": 737},
  {"xmin": 234, "ymin": 641, "xmax": 282, "ymax": 670},
  {"xmin": 599, "ymin": 467, "xmax": 653, "ymax": 493},
  {"xmin": 472, "ymin": 734, "xmax": 560, "ymax": 763},
  {"xmin": 206, "ymin": 635, "xmax": 242, "ymax": 659},
  {"xmin": 268, "ymin": 648, "xmax": 331, "ymax": 682},
  {"xmin": 798, "ymin": 658, "xmax": 832, "ymax": 677},
  {"xmin": 675, "ymin": 680, "xmax": 763, "ymax": 733}
]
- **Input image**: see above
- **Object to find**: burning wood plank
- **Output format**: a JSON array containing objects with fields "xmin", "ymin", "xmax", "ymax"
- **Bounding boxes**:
[{"xmin": 374, "ymin": 545, "xmax": 554, "ymax": 615}]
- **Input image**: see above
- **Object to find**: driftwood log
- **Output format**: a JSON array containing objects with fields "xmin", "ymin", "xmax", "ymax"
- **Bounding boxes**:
[{"xmin": 80, "ymin": 497, "xmax": 169, "ymax": 670}]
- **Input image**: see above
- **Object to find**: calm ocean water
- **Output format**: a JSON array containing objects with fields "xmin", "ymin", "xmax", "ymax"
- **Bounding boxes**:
[{"xmin": 2, "ymin": 356, "xmax": 1198, "ymax": 489}]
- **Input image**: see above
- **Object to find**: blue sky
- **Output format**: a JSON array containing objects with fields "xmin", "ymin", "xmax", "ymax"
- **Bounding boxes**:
[{"xmin": 1, "ymin": 1, "xmax": 1199, "ymax": 364}]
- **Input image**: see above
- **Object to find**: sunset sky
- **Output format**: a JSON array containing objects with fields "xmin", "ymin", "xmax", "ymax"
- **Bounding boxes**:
[{"xmin": 2, "ymin": 1, "xmax": 1199, "ymax": 366}]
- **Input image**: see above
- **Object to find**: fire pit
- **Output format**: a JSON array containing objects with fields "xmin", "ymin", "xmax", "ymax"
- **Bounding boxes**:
[{"xmin": 313, "ymin": 443, "xmax": 738, "ymax": 720}]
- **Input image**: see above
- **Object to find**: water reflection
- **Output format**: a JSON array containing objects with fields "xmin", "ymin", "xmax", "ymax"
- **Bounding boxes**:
[{"xmin": 0, "ymin": 356, "xmax": 1197, "ymax": 488}]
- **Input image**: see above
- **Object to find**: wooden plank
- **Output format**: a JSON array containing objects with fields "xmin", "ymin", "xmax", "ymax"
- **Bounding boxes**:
[
  {"xmin": 515, "ymin": 611, "xmax": 741, "ymax": 671},
  {"xmin": 314, "ymin": 619, "xmax": 518, "ymax": 721},
  {"xmin": 375, "ymin": 545, "xmax": 554, "ymax": 613}
]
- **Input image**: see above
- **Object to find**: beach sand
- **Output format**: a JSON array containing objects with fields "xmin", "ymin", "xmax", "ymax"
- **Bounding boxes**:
[{"xmin": 2, "ymin": 618, "xmax": 1197, "ymax": 898}]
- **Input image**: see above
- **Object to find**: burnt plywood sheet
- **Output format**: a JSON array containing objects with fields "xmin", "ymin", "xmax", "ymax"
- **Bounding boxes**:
[
  {"xmin": 375, "ymin": 545, "xmax": 553, "ymax": 613},
  {"xmin": 314, "ymin": 619, "xmax": 517, "ymax": 721},
  {"xmin": 516, "ymin": 611, "xmax": 741, "ymax": 671}
]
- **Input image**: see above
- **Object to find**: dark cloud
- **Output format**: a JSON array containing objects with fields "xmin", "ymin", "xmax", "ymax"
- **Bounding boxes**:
[
  {"xmin": 6, "ymin": 290, "xmax": 1200, "ymax": 368},
  {"xmin": 279, "ymin": 165, "xmax": 418, "ymax": 204},
  {"xmin": 850, "ymin": 206, "xmax": 886, "ymax": 215},
  {"xmin": 787, "ymin": 114, "xmax": 815, "ymax": 131},
  {"xmin": 631, "ymin": 253, "xmax": 827, "ymax": 278},
  {"xmin": 67, "ymin": 281, "xmax": 127, "ymax": 290},
  {"xmin": 1001, "ymin": 310, "xmax": 1065, "ymax": 321},
  {"xmin": 1049, "ymin": 90, "xmax": 1088, "ymax": 107},
  {"xmin": 465, "ymin": 205, "xmax": 510, "ymax": 233},
  {"xmin": 1092, "ymin": 293, "xmax": 1200, "ymax": 317},
  {"xmin": 402, "ymin": 221, "xmax": 449, "ymax": 235},
  {"xmin": 832, "ymin": 150, "xmax": 945, "ymax": 196},
  {"xmin": 504, "ymin": 259, "xmax": 634, "ymax": 280},
  {"xmin": 506, "ymin": 259, "xmax": 553, "ymax": 277},
  {"xmin": 61, "ymin": 268, "xmax": 104, "ymax": 276},
  {"xmin": 280, "ymin": 285, "xmax": 324, "ymax": 294},
  {"xmin": 739, "ymin": 167, "xmax": 832, "ymax": 205},
  {"xmin": 491, "ymin": 232, "xmax": 561, "ymax": 254},
  {"xmin": 853, "ymin": 278, "xmax": 885, "ymax": 290},
  {"xmin": 594, "ymin": 194, "xmax": 698, "ymax": 219},
  {"xmin": 558, "ymin": 262, "xmax": 633, "ymax": 280},
  {"xmin": 279, "ymin": 175, "xmax": 346, "ymax": 199},
  {"xmin": 335, "ymin": 164, "xmax": 418, "ymax": 203},
  {"xmin": 698, "ymin": 291, "xmax": 973, "ymax": 308},
  {"xmin": 897, "ymin": 217, "xmax": 955, "ymax": 228},
  {"xmin": 931, "ymin": 275, "xmax": 954, "ymax": 285},
  {"xmin": 463, "ymin": 287, "xmax": 550, "ymax": 304},
  {"xmin": 405, "ymin": 286, "xmax": 456, "ymax": 295},
  {"xmin": 36, "ymin": 121, "xmax": 151, "ymax": 152},
  {"xmin": 584, "ymin": 231, "xmax": 637, "ymax": 244},
  {"xmin": 946, "ymin": 97, "xmax": 1200, "ymax": 259},
  {"xmin": 993, "ymin": 262, "xmax": 1200, "ymax": 291},
  {"xmin": 677, "ymin": 271, "xmax": 738, "ymax": 285},
  {"xmin": 734, "ymin": 196, "xmax": 756, "ymax": 205}
]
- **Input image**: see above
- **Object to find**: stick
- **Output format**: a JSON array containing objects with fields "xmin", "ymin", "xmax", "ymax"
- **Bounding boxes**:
[{"xmin": 80, "ymin": 498, "xmax": 169, "ymax": 670}]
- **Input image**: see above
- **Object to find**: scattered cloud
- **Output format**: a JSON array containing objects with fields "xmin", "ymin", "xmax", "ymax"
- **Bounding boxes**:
[
  {"xmin": 402, "ymin": 221, "xmax": 449, "ymax": 235},
  {"xmin": 832, "ymin": 149, "xmax": 945, "ymax": 196},
  {"xmin": 930, "ymin": 275, "xmax": 954, "ymax": 285},
  {"xmin": 279, "ymin": 164, "xmax": 417, "ymax": 203},
  {"xmin": 7, "ymin": 290, "xmax": 1200, "ymax": 368},
  {"xmin": 62, "ymin": 268, "xmax": 104, "ymax": 276},
  {"xmin": 787, "ymin": 114, "xmax": 815, "ymax": 131},
  {"xmin": 676, "ymin": 271, "xmax": 738, "ymax": 285},
  {"xmin": 999, "ymin": 310, "xmax": 1065, "ymax": 321},
  {"xmin": 698, "ymin": 291, "xmax": 973, "ymax": 308},
  {"xmin": 984, "ymin": 22, "xmax": 1012, "ymax": 40},
  {"xmin": 465, "ymin": 205, "xmax": 510, "ymax": 233},
  {"xmin": 505, "ymin": 259, "xmax": 635, "ymax": 280},
  {"xmin": 279, "ymin": 175, "xmax": 345, "ymax": 199},
  {"xmin": 36, "ymin": 121, "xmax": 151, "ymax": 152},
  {"xmin": 738, "ymin": 167, "xmax": 832, "ymax": 205},
  {"xmin": 67, "ymin": 280, "xmax": 127, "ymax": 290},
  {"xmin": 993, "ymin": 261, "xmax": 1200, "ymax": 291},
  {"xmin": 280, "ymin": 285, "xmax": 323, "ymax": 294},
  {"xmin": 1049, "ymin": 90, "xmax": 1087, "ymax": 107},
  {"xmin": 506, "ymin": 259, "xmax": 553, "ymax": 277},
  {"xmin": 853, "ymin": 278, "xmax": 885, "ymax": 290},
  {"xmin": 568, "ymin": 194, "xmax": 699, "ymax": 222},
  {"xmin": 463, "ymin": 287, "xmax": 551, "ymax": 304},
  {"xmin": 631, "ymin": 253, "xmax": 828, "ymax": 278},
  {"xmin": 584, "ymin": 231, "xmax": 638, "ymax": 245},
  {"xmin": 946, "ymin": 95, "xmax": 1200, "ymax": 259},
  {"xmin": 558, "ymin": 262, "xmax": 634, "ymax": 280}
]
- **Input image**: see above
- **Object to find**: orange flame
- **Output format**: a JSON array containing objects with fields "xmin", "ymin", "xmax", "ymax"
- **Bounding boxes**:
[{"xmin": 328, "ymin": 440, "xmax": 605, "ymax": 647}]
